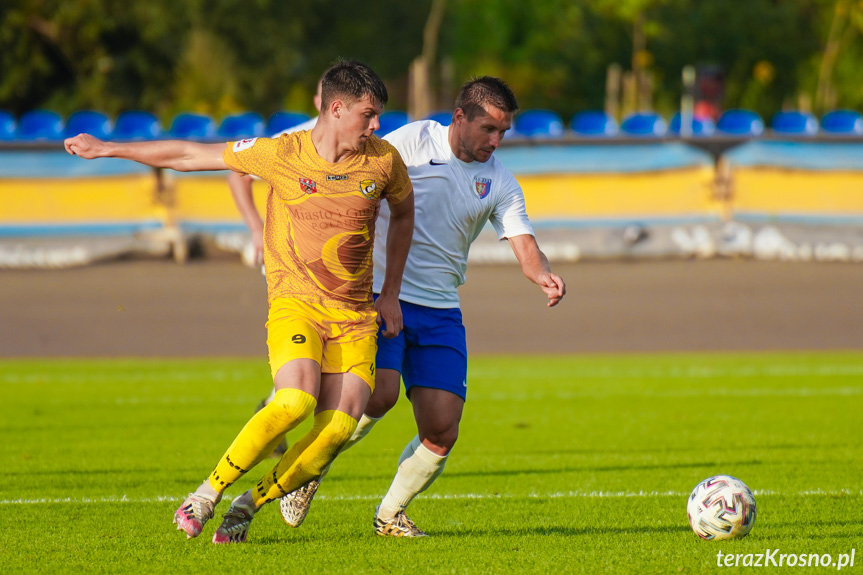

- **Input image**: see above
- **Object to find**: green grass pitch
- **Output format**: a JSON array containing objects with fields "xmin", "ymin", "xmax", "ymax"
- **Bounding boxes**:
[{"xmin": 2, "ymin": 353, "xmax": 862, "ymax": 573}]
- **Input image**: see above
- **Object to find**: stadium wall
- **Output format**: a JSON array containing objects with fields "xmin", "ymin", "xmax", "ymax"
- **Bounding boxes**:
[{"xmin": 2, "ymin": 141, "xmax": 863, "ymax": 267}]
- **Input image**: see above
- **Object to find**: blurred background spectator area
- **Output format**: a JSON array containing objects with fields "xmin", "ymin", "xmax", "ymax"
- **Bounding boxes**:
[
  {"xmin": 3, "ymin": 0, "xmax": 863, "ymax": 269},
  {"xmin": 1, "ymin": 106, "xmax": 859, "ymax": 143},
  {"xmin": 3, "ymin": 1, "xmax": 863, "ymax": 130}
]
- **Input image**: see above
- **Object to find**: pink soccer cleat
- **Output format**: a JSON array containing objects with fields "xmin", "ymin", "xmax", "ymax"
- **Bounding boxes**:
[{"xmin": 173, "ymin": 493, "xmax": 217, "ymax": 539}]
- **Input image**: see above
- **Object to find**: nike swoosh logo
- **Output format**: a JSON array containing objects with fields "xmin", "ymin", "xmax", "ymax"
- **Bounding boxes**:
[{"xmin": 429, "ymin": 160, "xmax": 447, "ymax": 166}]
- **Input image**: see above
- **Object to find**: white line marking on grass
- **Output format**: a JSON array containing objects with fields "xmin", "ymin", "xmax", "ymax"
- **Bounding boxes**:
[
  {"xmin": 0, "ymin": 369, "xmax": 262, "ymax": 385},
  {"xmin": 478, "ymin": 387, "xmax": 863, "ymax": 401},
  {"xmin": 108, "ymin": 396, "xmax": 261, "ymax": 406},
  {"xmin": 6, "ymin": 364, "xmax": 863, "ymax": 386},
  {"xmin": 472, "ymin": 364, "xmax": 863, "ymax": 381},
  {"xmin": 3, "ymin": 489, "xmax": 860, "ymax": 506}
]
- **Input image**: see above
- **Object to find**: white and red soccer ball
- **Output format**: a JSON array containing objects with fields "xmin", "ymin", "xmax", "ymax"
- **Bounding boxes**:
[{"xmin": 687, "ymin": 475, "xmax": 757, "ymax": 540}]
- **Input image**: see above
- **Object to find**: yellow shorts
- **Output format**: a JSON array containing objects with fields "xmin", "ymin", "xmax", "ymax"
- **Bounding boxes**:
[{"xmin": 267, "ymin": 298, "xmax": 378, "ymax": 390}]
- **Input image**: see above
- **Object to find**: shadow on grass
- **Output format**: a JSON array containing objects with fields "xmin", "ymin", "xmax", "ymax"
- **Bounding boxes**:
[
  {"xmin": 754, "ymin": 519, "xmax": 863, "ymax": 542},
  {"xmin": 7, "ymin": 467, "xmax": 207, "ymax": 477},
  {"xmin": 249, "ymin": 523, "xmax": 694, "ymax": 545},
  {"xmin": 444, "ymin": 524, "xmax": 694, "ymax": 537},
  {"xmin": 441, "ymin": 460, "xmax": 763, "ymax": 479},
  {"xmin": 302, "ymin": 459, "xmax": 764, "ymax": 485},
  {"xmin": 526, "ymin": 443, "xmax": 847, "ymax": 456},
  {"xmin": 8, "ymin": 458, "xmax": 764, "ymax": 483}
]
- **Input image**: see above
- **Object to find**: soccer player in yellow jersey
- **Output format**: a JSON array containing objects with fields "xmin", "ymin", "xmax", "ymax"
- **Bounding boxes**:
[{"xmin": 64, "ymin": 60, "xmax": 415, "ymax": 544}]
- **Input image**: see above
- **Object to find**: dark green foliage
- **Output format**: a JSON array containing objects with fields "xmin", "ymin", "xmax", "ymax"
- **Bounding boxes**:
[{"xmin": 0, "ymin": 0, "xmax": 860, "ymax": 120}]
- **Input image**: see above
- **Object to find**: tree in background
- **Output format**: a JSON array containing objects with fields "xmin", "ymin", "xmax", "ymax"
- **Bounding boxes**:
[
  {"xmin": 0, "ymin": 1, "xmax": 191, "ymax": 116},
  {"xmin": 653, "ymin": 0, "xmax": 820, "ymax": 119},
  {"xmin": 591, "ymin": 0, "xmax": 670, "ymax": 118},
  {"xmin": 0, "ymin": 0, "xmax": 429, "ymax": 120},
  {"xmin": 408, "ymin": 0, "xmax": 447, "ymax": 120},
  {"xmin": 2, "ymin": 0, "xmax": 863, "ymax": 122},
  {"xmin": 440, "ymin": 0, "xmax": 616, "ymax": 120},
  {"xmin": 812, "ymin": 0, "xmax": 863, "ymax": 115}
]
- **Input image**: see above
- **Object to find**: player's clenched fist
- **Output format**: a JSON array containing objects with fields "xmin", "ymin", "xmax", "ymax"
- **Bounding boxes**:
[
  {"xmin": 65, "ymin": 134, "xmax": 110, "ymax": 159},
  {"xmin": 539, "ymin": 272, "xmax": 566, "ymax": 307}
]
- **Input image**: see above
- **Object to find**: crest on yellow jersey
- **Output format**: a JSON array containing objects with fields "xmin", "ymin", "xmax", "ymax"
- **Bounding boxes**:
[
  {"xmin": 359, "ymin": 179, "xmax": 379, "ymax": 199},
  {"xmin": 299, "ymin": 178, "xmax": 317, "ymax": 194}
]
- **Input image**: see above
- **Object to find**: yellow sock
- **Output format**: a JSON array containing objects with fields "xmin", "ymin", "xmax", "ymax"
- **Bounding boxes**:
[
  {"xmin": 207, "ymin": 388, "xmax": 316, "ymax": 493},
  {"xmin": 252, "ymin": 410, "xmax": 357, "ymax": 507}
]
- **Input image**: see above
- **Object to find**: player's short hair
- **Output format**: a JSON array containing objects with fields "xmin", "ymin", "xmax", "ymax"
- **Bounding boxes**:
[
  {"xmin": 320, "ymin": 60, "xmax": 388, "ymax": 112},
  {"xmin": 455, "ymin": 76, "xmax": 519, "ymax": 121}
]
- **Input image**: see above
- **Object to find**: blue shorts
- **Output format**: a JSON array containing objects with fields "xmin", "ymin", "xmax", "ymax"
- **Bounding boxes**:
[{"xmin": 374, "ymin": 296, "xmax": 468, "ymax": 400}]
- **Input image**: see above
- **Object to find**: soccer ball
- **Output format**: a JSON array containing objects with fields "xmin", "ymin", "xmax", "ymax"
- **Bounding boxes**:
[{"xmin": 687, "ymin": 475, "xmax": 757, "ymax": 540}]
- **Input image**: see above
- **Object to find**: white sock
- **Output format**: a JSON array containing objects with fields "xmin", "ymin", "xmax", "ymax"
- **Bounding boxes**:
[
  {"xmin": 342, "ymin": 413, "xmax": 381, "ymax": 453},
  {"xmin": 317, "ymin": 413, "xmax": 382, "ymax": 481},
  {"xmin": 194, "ymin": 480, "xmax": 221, "ymax": 503},
  {"xmin": 397, "ymin": 435, "xmax": 421, "ymax": 466},
  {"xmin": 377, "ymin": 437, "xmax": 447, "ymax": 518},
  {"xmin": 264, "ymin": 388, "xmax": 276, "ymax": 405},
  {"xmin": 230, "ymin": 490, "xmax": 257, "ymax": 512}
]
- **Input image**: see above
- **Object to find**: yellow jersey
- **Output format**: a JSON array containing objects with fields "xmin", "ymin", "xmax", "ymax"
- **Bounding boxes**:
[{"xmin": 223, "ymin": 131, "xmax": 412, "ymax": 311}]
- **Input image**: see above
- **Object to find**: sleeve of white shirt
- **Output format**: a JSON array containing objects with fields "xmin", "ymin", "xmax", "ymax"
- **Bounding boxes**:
[
  {"xmin": 273, "ymin": 116, "xmax": 318, "ymax": 137},
  {"xmin": 490, "ymin": 171, "xmax": 535, "ymax": 240},
  {"xmin": 383, "ymin": 121, "xmax": 426, "ymax": 165}
]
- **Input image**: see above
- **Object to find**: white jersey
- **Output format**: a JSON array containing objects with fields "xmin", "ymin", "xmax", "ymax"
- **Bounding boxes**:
[
  {"xmin": 250, "ymin": 116, "xmax": 319, "ymax": 183},
  {"xmin": 374, "ymin": 120, "xmax": 534, "ymax": 308},
  {"xmin": 273, "ymin": 116, "xmax": 318, "ymax": 136}
]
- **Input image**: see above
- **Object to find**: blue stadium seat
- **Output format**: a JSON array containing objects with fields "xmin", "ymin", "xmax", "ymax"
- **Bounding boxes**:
[
  {"xmin": 63, "ymin": 110, "xmax": 112, "ymax": 139},
  {"xmin": 169, "ymin": 113, "xmax": 216, "ymax": 140},
  {"xmin": 425, "ymin": 111, "xmax": 452, "ymax": 126},
  {"xmin": 820, "ymin": 110, "xmax": 863, "ymax": 135},
  {"xmin": 377, "ymin": 111, "xmax": 409, "ymax": 136},
  {"xmin": 266, "ymin": 112, "xmax": 311, "ymax": 135},
  {"xmin": 514, "ymin": 109, "xmax": 564, "ymax": 138},
  {"xmin": 770, "ymin": 110, "xmax": 818, "ymax": 136},
  {"xmin": 16, "ymin": 110, "xmax": 64, "ymax": 140},
  {"xmin": 669, "ymin": 113, "xmax": 715, "ymax": 137},
  {"xmin": 112, "ymin": 111, "xmax": 163, "ymax": 140},
  {"xmin": 571, "ymin": 110, "xmax": 618, "ymax": 137},
  {"xmin": 217, "ymin": 112, "xmax": 265, "ymax": 139},
  {"xmin": 716, "ymin": 109, "xmax": 764, "ymax": 136},
  {"xmin": 0, "ymin": 111, "xmax": 16, "ymax": 140},
  {"xmin": 620, "ymin": 112, "xmax": 667, "ymax": 137}
]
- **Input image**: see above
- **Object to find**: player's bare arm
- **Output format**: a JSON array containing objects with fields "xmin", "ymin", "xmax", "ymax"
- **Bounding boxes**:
[
  {"xmin": 227, "ymin": 172, "xmax": 265, "ymax": 264},
  {"xmin": 65, "ymin": 133, "xmax": 228, "ymax": 172},
  {"xmin": 375, "ymin": 191, "xmax": 415, "ymax": 338},
  {"xmin": 508, "ymin": 234, "xmax": 566, "ymax": 307}
]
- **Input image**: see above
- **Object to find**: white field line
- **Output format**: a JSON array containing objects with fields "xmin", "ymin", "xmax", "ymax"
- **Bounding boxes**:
[
  {"xmin": 2, "ymin": 387, "xmax": 858, "ymax": 407},
  {"xmin": 3, "ymin": 385, "xmax": 862, "ymax": 406},
  {"xmin": 2, "ymin": 489, "xmax": 860, "ymax": 506},
  {"xmin": 0, "ymin": 370, "xmax": 260, "ymax": 385},
  {"xmin": 5, "ymin": 363, "xmax": 863, "ymax": 386},
  {"xmin": 54, "ymin": 386, "xmax": 863, "ymax": 406},
  {"xmin": 471, "ymin": 364, "xmax": 863, "ymax": 380},
  {"xmin": 478, "ymin": 387, "xmax": 863, "ymax": 401}
]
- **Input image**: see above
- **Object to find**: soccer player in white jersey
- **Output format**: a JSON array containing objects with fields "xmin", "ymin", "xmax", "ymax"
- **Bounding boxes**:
[{"xmin": 277, "ymin": 76, "xmax": 566, "ymax": 537}]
